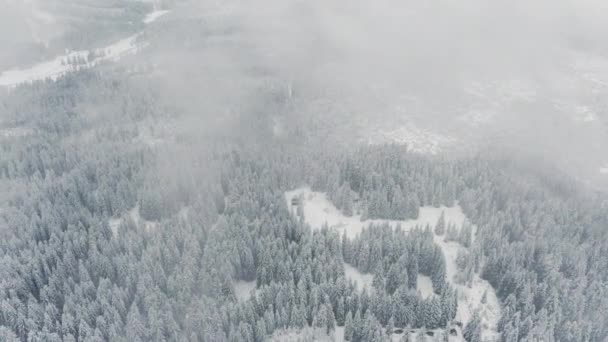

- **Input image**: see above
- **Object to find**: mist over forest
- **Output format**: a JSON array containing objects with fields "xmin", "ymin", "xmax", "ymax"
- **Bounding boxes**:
[{"xmin": 1, "ymin": 1, "xmax": 608, "ymax": 341}]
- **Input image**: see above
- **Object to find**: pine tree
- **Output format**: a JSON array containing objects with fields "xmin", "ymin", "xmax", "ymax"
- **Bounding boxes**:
[
  {"xmin": 353, "ymin": 310, "xmax": 362, "ymax": 341},
  {"xmin": 435, "ymin": 210, "xmax": 446, "ymax": 235},
  {"xmin": 392, "ymin": 187, "xmax": 406, "ymax": 220},
  {"xmin": 463, "ymin": 311, "xmax": 481, "ymax": 342},
  {"xmin": 386, "ymin": 317, "xmax": 395, "ymax": 338},
  {"xmin": 337, "ymin": 298, "xmax": 346, "ymax": 326},
  {"xmin": 343, "ymin": 234, "xmax": 352, "ymax": 263},
  {"xmin": 372, "ymin": 267, "xmax": 386, "ymax": 291},
  {"xmin": 344, "ymin": 311, "xmax": 354, "ymax": 341},
  {"xmin": 386, "ymin": 264, "xmax": 401, "ymax": 295},
  {"xmin": 459, "ymin": 222, "xmax": 473, "ymax": 248},
  {"xmin": 126, "ymin": 303, "xmax": 145, "ymax": 342},
  {"xmin": 254, "ymin": 320, "xmax": 266, "ymax": 342},
  {"xmin": 408, "ymin": 259, "xmax": 418, "ymax": 289},
  {"xmin": 313, "ymin": 306, "xmax": 328, "ymax": 333}
]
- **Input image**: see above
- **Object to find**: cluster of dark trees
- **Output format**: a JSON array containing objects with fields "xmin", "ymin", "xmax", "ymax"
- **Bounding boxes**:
[{"xmin": 1, "ymin": 61, "xmax": 608, "ymax": 342}]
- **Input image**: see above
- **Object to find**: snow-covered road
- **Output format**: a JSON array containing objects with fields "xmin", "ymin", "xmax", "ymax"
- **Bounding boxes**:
[{"xmin": 0, "ymin": 9, "xmax": 169, "ymax": 88}]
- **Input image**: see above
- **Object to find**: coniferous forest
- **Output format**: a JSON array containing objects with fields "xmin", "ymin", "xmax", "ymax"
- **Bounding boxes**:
[
  {"xmin": 1, "ymin": 67, "xmax": 607, "ymax": 342},
  {"xmin": 2, "ymin": 2, "xmax": 608, "ymax": 341}
]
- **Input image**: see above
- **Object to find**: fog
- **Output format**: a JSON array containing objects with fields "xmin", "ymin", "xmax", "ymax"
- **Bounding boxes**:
[
  {"xmin": 2, "ymin": 2, "xmax": 608, "ymax": 341},
  {"xmin": 2, "ymin": 0, "xmax": 608, "ymax": 189},
  {"xmin": 132, "ymin": 0, "xmax": 608, "ymax": 189}
]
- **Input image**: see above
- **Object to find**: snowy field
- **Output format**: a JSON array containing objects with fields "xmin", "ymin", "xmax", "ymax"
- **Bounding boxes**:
[
  {"xmin": 0, "ymin": 9, "xmax": 169, "ymax": 88},
  {"xmin": 601, "ymin": 164, "xmax": 608, "ymax": 175},
  {"xmin": 285, "ymin": 187, "xmax": 500, "ymax": 341}
]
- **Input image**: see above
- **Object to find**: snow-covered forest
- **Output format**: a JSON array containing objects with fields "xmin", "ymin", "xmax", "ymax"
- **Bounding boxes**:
[{"xmin": 1, "ymin": 1, "xmax": 608, "ymax": 342}]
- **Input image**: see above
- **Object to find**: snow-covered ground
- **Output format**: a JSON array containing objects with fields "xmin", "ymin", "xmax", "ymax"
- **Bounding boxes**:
[
  {"xmin": 286, "ymin": 187, "xmax": 500, "ymax": 341},
  {"xmin": 417, "ymin": 275, "xmax": 435, "ymax": 299},
  {"xmin": 272, "ymin": 326, "xmax": 458, "ymax": 342},
  {"xmin": 143, "ymin": 9, "xmax": 170, "ymax": 24},
  {"xmin": 271, "ymin": 327, "xmax": 339, "ymax": 342},
  {"xmin": 286, "ymin": 188, "xmax": 466, "ymax": 240},
  {"xmin": 435, "ymin": 236, "xmax": 500, "ymax": 341},
  {"xmin": 344, "ymin": 263, "xmax": 373, "ymax": 293},
  {"xmin": 234, "ymin": 280, "xmax": 256, "ymax": 302},
  {"xmin": 0, "ymin": 127, "xmax": 33, "ymax": 138},
  {"xmin": 365, "ymin": 124, "xmax": 455, "ymax": 155},
  {"xmin": 0, "ymin": 9, "xmax": 169, "ymax": 87},
  {"xmin": 600, "ymin": 164, "xmax": 608, "ymax": 175},
  {"xmin": 107, "ymin": 205, "xmax": 158, "ymax": 237},
  {"xmin": 0, "ymin": 34, "xmax": 143, "ymax": 87}
]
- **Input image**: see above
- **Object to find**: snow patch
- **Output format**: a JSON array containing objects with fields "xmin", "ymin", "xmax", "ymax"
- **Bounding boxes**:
[
  {"xmin": 107, "ymin": 206, "xmax": 158, "ymax": 237},
  {"xmin": 600, "ymin": 164, "xmax": 608, "ymax": 174},
  {"xmin": 144, "ymin": 9, "xmax": 170, "ymax": 24},
  {"xmin": 108, "ymin": 217, "xmax": 122, "ymax": 237},
  {"xmin": 234, "ymin": 280, "xmax": 256, "ymax": 302},
  {"xmin": 344, "ymin": 263, "xmax": 373, "ymax": 293},
  {"xmin": 417, "ymin": 275, "xmax": 435, "ymax": 299},
  {"xmin": 366, "ymin": 124, "xmax": 455, "ymax": 155}
]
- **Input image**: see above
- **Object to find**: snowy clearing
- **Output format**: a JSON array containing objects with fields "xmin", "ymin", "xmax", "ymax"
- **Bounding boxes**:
[
  {"xmin": 417, "ymin": 275, "xmax": 435, "ymax": 299},
  {"xmin": 285, "ymin": 187, "xmax": 466, "ymax": 240},
  {"xmin": 286, "ymin": 187, "xmax": 500, "ymax": 341},
  {"xmin": 600, "ymin": 164, "xmax": 608, "ymax": 174},
  {"xmin": 233, "ymin": 280, "xmax": 256, "ymax": 302},
  {"xmin": 344, "ymin": 263, "xmax": 373, "ymax": 293}
]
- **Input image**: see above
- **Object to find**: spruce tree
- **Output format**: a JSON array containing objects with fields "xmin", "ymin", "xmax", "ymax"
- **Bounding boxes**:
[
  {"xmin": 435, "ymin": 210, "xmax": 446, "ymax": 235},
  {"xmin": 344, "ymin": 311, "xmax": 354, "ymax": 341}
]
